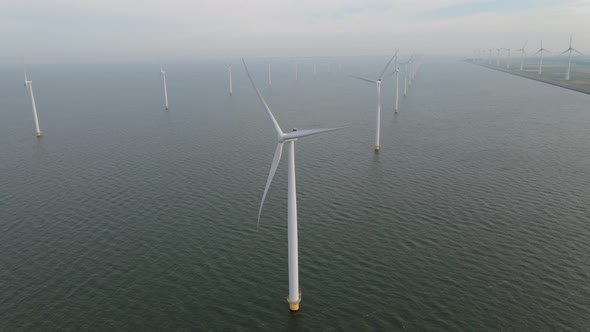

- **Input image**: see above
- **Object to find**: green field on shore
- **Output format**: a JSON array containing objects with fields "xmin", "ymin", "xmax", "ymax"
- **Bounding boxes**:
[{"xmin": 468, "ymin": 57, "xmax": 590, "ymax": 93}]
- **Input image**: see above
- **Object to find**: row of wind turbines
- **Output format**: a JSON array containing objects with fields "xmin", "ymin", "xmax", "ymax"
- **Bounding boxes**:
[
  {"xmin": 473, "ymin": 35, "xmax": 584, "ymax": 80},
  {"xmin": 21, "ymin": 53, "xmax": 422, "ymax": 312}
]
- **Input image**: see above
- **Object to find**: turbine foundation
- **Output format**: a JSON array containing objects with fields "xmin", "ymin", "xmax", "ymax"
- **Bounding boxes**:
[
  {"xmin": 36, "ymin": 131, "xmax": 42, "ymax": 137},
  {"xmin": 287, "ymin": 291, "xmax": 301, "ymax": 312},
  {"xmin": 374, "ymin": 145, "xmax": 380, "ymax": 152}
]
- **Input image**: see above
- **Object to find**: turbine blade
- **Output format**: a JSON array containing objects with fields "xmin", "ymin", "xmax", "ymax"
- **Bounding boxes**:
[
  {"xmin": 560, "ymin": 49, "xmax": 570, "ymax": 55},
  {"xmin": 242, "ymin": 58, "xmax": 283, "ymax": 136},
  {"xmin": 535, "ymin": 49, "xmax": 542, "ymax": 55},
  {"xmin": 282, "ymin": 127, "xmax": 346, "ymax": 140},
  {"xmin": 573, "ymin": 48, "xmax": 583, "ymax": 55},
  {"xmin": 523, "ymin": 41, "xmax": 528, "ymax": 49},
  {"xmin": 257, "ymin": 142, "xmax": 284, "ymax": 230},
  {"xmin": 349, "ymin": 75, "xmax": 377, "ymax": 84},
  {"xmin": 378, "ymin": 50, "xmax": 398, "ymax": 80}
]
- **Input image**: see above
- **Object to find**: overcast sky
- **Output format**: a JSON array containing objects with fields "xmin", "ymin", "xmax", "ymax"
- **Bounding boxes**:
[{"xmin": 3, "ymin": 0, "xmax": 589, "ymax": 63}]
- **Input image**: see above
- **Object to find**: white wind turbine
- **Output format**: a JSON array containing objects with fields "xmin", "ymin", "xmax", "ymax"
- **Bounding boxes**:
[
  {"xmin": 160, "ymin": 67, "xmax": 169, "ymax": 110},
  {"xmin": 24, "ymin": 71, "xmax": 42, "ymax": 137},
  {"xmin": 267, "ymin": 59, "xmax": 272, "ymax": 86},
  {"xmin": 505, "ymin": 48, "xmax": 511, "ymax": 69},
  {"xmin": 496, "ymin": 48, "xmax": 501, "ymax": 66},
  {"xmin": 398, "ymin": 56, "xmax": 412, "ymax": 98},
  {"xmin": 350, "ymin": 51, "xmax": 398, "ymax": 152},
  {"xmin": 227, "ymin": 64, "xmax": 233, "ymax": 95},
  {"xmin": 488, "ymin": 49, "xmax": 492, "ymax": 65},
  {"xmin": 535, "ymin": 40, "xmax": 550, "ymax": 75},
  {"xmin": 243, "ymin": 58, "xmax": 343, "ymax": 312},
  {"xmin": 516, "ymin": 41, "xmax": 527, "ymax": 71},
  {"xmin": 390, "ymin": 55, "xmax": 401, "ymax": 113},
  {"xmin": 560, "ymin": 35, "xmax": 583, "ymax": 81}
]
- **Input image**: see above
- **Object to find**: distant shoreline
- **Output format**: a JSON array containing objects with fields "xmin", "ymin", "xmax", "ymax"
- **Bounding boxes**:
[{"xmin": 465, "ymin": 60, "xmax": 590, "ymax": 95}]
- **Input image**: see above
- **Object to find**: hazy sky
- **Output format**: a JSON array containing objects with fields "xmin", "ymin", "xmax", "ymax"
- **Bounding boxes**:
[{"xmin": 3, "ymin": 0, "xmax": 589, "ymax": 63}]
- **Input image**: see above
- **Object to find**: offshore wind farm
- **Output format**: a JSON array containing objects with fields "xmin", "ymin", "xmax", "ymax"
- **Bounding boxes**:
[
  {"xmin": 469, "ymin": 36, "xmax": 590, "ymax": 94},
  {"xmin": 2, "ymin": 1, "xmax": 590, "ymax": 331}
]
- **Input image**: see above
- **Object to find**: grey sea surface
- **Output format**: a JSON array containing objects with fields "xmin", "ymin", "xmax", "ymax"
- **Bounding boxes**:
[{"xmin": 1, "ymin": 59, "xmax": 589, "ymax": 331}]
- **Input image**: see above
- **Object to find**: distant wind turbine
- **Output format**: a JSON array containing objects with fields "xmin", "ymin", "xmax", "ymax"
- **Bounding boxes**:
[
  {"xmin": 24, "ymin": 71, "xmax": 42, "ymax": 137},
  {"xmin": 227, "ymin": 64, "xmax": 233, "ymax": 96},
  {"xmin": 560, "ymin": 35, "xmax": 583, "ymax": 81},
  {"xmin": 160, "ymin": 67, "xmax": 169, "ymax": 110},
  {"xmin": 496, "ymin": 48, "xmax": 501, "ymax": 66},
  {"xmin": 350, "ymin": 50, "xmax": 398, "ymax": 151},
  {"xmin": 505, "ymin": 48, "xmax": 511, "ymax": 69},
  {"xmin": 243, "ymin": 58, "xmax": 344, "ymax": 312},
  {"xmin": 389, "ymin": 55, "xmax": 401, "ymax": 113},
  {"xmin": 267, "ymin": 59, "xmax": 272, "ymax": 86},
  {"xmin": 488, "ymin": 49, "xmax": 492, "ymax": 65},
  {"xmin": 535, "ymin": 40, "xmax": 550, "ymax": 75},
  {"xmin": 313, "ymin": 63, "xmax": 317, "ymax": 78},
  {"xmin": 516, "ymin": 42, "xmax": 527, "ymax": 71}
]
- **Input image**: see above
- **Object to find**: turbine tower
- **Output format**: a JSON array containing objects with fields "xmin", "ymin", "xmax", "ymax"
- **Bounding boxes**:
[
  {"xmin": 516, "ymin": 41, "xmax": 527, "ymax": 71},
  {"xmin": 24, "ymin": 71, "xmax": 42, "ymax": 137},
  {"xmin": 226, "ymin": 64, "xmax": 233, "ymax": 96},
  {"xmin": 267, "ymin": 59, "xmax": 272, "ymax": 86},
  {"xmin": 560, "ymin": 35, "xmax": 583, "ymax": 81},
  {"xmin": 243, "ymin": 58, "xmax": 343, "ymax": 312},
  {"xmin": 227, "ymin": 64, "xmax": 233, "ymax": 95},
  {"xmin": 488, "ymin": 49, "xmax": 492, "ymax": 65},
  {"xmin": 496, "ymin": 48, "xmax": 501, "ymax": 66},
  {"xmin": 505, "ymin": 48, "xmax": 511, "ymax": 69},
  {"xmin": 391, "ymin": 55, "xmax": 400, "ymax": 113},
  {"xmin": 535, "ymin": 40, "xmax": 550, "ymax": 75},
  {"xmin": 160, "ymin": 67, "xmax": 169, "ymax": 110},
  {"xmin": 350, "ymin": 50, "xmax": 398, "ymax": 152}
]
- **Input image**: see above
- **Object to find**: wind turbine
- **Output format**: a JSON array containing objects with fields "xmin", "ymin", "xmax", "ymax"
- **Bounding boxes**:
[
  {"xmin": 535, "ymin": 40, "xmax": 550, "ymax": 75},
  {"xmin": 516, "ymin": 41, "xmax": 527, "ymax": 71},
  {"xmin": 408, "ymin": 58, "xmax": 414, "ymax": 86},
  {"xmin": 505, "ymin": 48, "xmax": 511, "ymax": 69},
  {"xmin": 496, "ymin": 48, "xmax": 501, "ymax": 66},
  {"xmin": 160, "ymin": 67, "xmax": 169, "ymax": 110},
  {"xmin": 24, "ymin": 71, "xmax": 42, "ymax": 137},
  {"xmin": 313, "ymin": 63, "xmax": 317, "ymax": 78},
  {"xmin": 560, "ymin": 35, "xmax": 583, "ymax": 81},
  {"xmin": 398, "ymin": 56, "xmax": 412, "ymax": 98},
  {"xmin": 389, "ymin": 55, "xmax": 401, "ymax": 113},
  {"xmin": 227, "ymin": 64, "xmax": 233, "ymax": 96},
  {"xmin": 267, "ymin": 59, "xmax": 272, "ymax": 86},
  {"xmin": 350, "ymin": 51, "xmax": 398, "ymax": 152},
  {"xmin": 243, "ymin": 58, "xmax": 343, "ymax": 312},
  {"xmin": 488, "ymin": 49, "xmax": 492, "ymax": 65}
]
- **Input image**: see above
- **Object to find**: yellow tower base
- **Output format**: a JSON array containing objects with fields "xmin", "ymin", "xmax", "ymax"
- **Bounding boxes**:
[
  {"xmin": 36, "ymin": 131, "xmax": 42, "ymax": 137},
  {"xmin": 374, "ymin": 145, "xmax": 380, "ymax": 152},
  {"xmin": 287, "ymin": 291, "xmax": 301, "ymax": 312}
]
